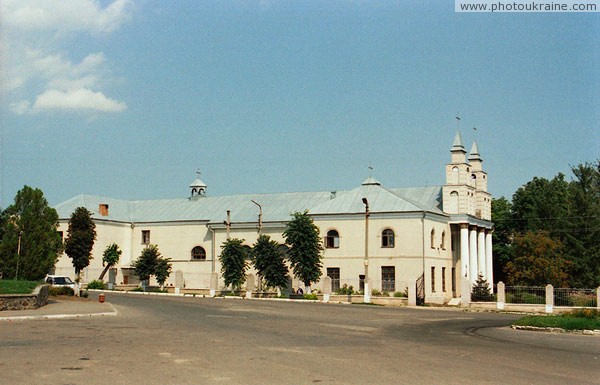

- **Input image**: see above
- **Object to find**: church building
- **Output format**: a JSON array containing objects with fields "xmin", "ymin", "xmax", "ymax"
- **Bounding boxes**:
[{"xmin": 53, "ymin": 132, "xmax": 493, "ymax": 304}]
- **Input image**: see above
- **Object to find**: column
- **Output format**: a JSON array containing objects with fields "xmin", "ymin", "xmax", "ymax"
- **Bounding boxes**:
[
  {"xmin": 486, "ymin": 230, "xmax": 493, "ymax": 285},
  {"xmin": 460, "ymin": 224, "xmax": 470, "ymax": 280},
  {"xmin": 478, "ymin": 229, "xmax": 486, "ymax": 279},
  {"xmin": 469, "ymin": 226, "xmax": 478, "ymax": 284}
]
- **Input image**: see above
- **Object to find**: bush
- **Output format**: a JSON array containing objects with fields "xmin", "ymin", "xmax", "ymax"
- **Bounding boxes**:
[
  {"xmin": 49, "ymin": 286, "xmax": 74, "ymax": 296},
  {"xmin": 86, "ymin": 280, "xmax": 105, "ymax": 290},
  {"xmin": 80, "ymin": 290, "xmax": 89, "ymax": 298},
  {"xmin": 303, "ymin": 293, "xmax": 318, "ymax": 300},
  {"xmin": 562, "ymin": 309, "xmax": 600, "ymax": 319},
  {"xmin": 336, "ymin": 284, "xmax": 355, "ymax": 295},
  {"xmin": 371, "ymin": 289, "xmax": 382, "ymax": 296},
  {"xmin": 394, "ymin": 290, "xmax": 408, "ymax": 298},
  {"xmin": 471, "ymin": 274, "xmax": 495, "ymax": 302}
]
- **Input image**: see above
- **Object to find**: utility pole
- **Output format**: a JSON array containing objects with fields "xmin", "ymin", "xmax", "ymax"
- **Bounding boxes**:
[{"xmin": 362, "ymin": 198, "xmax": 370, "ymax": 303}]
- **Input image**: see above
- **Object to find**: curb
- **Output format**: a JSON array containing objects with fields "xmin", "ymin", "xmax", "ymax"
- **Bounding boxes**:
[
  {"xmin": 511, "ymin": 324, "xmax": 600, "ymax": 335},
  {"xmin": 0, "ymin": 302, "xmax": 119, "ymax": 322}
]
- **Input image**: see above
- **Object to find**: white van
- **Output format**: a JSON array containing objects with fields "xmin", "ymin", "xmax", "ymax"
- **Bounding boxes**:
[{"xmin": 45, "ymin": 275, "xmax": 75, "ymax": 290}]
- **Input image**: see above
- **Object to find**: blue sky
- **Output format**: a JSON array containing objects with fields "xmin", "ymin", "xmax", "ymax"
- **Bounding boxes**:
[{"xmin": 1, "ymin": 0, "xmax": 598, "ymax": 207}]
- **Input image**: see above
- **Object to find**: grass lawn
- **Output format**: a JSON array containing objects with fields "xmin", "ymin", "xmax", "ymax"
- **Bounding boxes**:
[
  {"xmin": 0, "ymin": 279, "xmax": 40, "ymax": 294},
  {"xmin": 513, "ymin": 309, "xmax": 600, "ymax": 330}
]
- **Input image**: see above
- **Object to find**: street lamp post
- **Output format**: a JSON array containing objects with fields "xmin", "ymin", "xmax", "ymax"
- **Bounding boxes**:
[
  {"xmin": 362, "ymin": 198, "xmax": 370, "ymax": 303},
  {"xmin": 251, "ymin": 200, "xmax": 263, "ymax": 235},
  {"xmin": 15, "ymin": 230, "xmax": 22, "ymax": 281}
]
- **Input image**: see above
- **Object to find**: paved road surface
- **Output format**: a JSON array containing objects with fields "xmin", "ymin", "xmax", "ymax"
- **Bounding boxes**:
[{"xmin": 1, "ymin": 293, "xmax": 598, "ymax": 384}]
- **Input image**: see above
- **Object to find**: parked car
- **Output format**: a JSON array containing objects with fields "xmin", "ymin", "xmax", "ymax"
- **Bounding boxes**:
[{"xmin": 45, "ymin": 275, "xmax": 75, "ymax": 290}]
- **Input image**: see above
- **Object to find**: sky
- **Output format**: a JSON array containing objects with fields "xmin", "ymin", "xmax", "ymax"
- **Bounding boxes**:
[{"xmin": 1, "ymin": 0, "xmax": 598, "ymax": 208}]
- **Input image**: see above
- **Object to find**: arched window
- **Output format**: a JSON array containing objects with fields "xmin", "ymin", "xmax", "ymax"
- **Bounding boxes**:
[
  {"xmin": 381, "ymin": 229, "xmax": 395, "ymax": 248},
  {"xmin": 441, "ymin": 231, "xmax": 446, "ymax": 250},
  {"xmin": 451, "ymin": 166, "xmax": 459, "ymax": 184},
  {"xmin": 430, "ymin": 229, "xmax": 435, "ymax": 249},
  {"xmin": 191, "ymin": 246, "xmax": 206, "ymax": 260},
  {"xmin": 325, "ymin": 230, "xmax": 340, "ymax": 249}
]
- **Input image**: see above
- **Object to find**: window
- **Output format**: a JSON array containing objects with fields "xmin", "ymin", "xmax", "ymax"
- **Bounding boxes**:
[
  {"xmin": 381, "ymin": 266, "xmax": 395, "ymax": 292},
  {"xmin": 451, "ymin": 267, "xmax": 456, "ymax": 294},
  {"xmin": 442, "ymin": 267, "xmax": 446, "ymax": 292},
  {"xmin": 431, "ymin": 266, "xmax": 436, "ymax": 292},
  {"xmin": 327, "ymin": 268, "xmax": 340, "ymax": 292},
  {"xmin": 141, "ymin": 230, "xmax": 150, "ymax": 245},
  {"xmin": 381, "ymin": 229, "xmax": 395, "ymax": 248},
  {"xmin": 191, "ymin": 246, "xmax": 206, "ymax": 260},
  {"xmin": 430, "ymin": 229, "xmax": 435, "ymax": 249},
  {"xmin": 441, "ymin": 231, "xmax": 446, "ymax": 250},
  {"xmin": 359, "ymin": 274, "xmax": 365, "ymax": 292},
  {"xmin": 325, "ymin": 230, "xmax": 340, "ymax": 248}
]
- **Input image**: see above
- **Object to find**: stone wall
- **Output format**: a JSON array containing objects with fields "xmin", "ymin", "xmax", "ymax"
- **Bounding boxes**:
[{"xmin": 0, "ymin": 285, "xmax": 49, "ymax": 311}]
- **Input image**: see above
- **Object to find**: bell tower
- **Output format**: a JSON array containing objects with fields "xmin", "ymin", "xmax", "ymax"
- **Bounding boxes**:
[
  {"xmin": 468, "ymin": 142, "xmax": 491, "ymax": 220},
  {"xmin": 442, "ymin": 131, "xmax": 477, "ymax": 216},
  {"xmin": 190, "ymin": 170, "xmax": 207, "ymax": 199}
]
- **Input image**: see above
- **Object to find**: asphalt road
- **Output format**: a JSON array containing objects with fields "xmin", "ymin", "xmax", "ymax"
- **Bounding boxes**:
[{"xmin": 1, "ymin": 293, "xmax": 599, "ymax": 385}]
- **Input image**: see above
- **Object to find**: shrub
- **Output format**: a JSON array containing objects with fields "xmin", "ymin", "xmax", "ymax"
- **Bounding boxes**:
[
  {"xmin": 336, "ymin": 284, "xmax": 355, "ymax": 295},
  {"xmin": 303, "ymin": 293, "xmax": 318, "ymax": 300},
  {"xmin": 80, "ymin": 290, "xmax": 89, "ymax": 298},
  {"xmin": 394, "ymin": 290, "xmax": 408, "ymax": 298},
  {"xmin": 86, "ymin": 280, "xmax": 105, "ymax": 290},
  {"xmin": 471, "ymin": 274, "xmax": 495, "ymax": 302},
  {"xmin": 371, "ymin": 289, "xmax": 382, "ymax": 296},
  {"xmin": 562, "ymin": 309, "xmax": 600, "ymax": 319},
  {"xmin": 49, "ymin": 286, "xmax": 74, "ymax": 296}
]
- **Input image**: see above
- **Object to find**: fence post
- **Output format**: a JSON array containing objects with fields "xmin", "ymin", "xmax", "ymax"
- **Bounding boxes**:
[
  {"xmin": 209, "ymin": 272, "xmax": 218, "ymax": 297},
  {"xmin": 322, "ymin": 276, "xmax": 331, "ymax": 303},
  {"xmin": 597, "ymin": 287, "xmax": 600, "ymax": 310},
  {"xmin": 497, "ymin": 281, "xmax": 505, "ymax": 310},
  {"xmin": 461, "ymin": 278, "xmax": 471, "ymax": 307},
  {"xmin": 545, "ymin": 284, "xmax": 554, "ymax": 314},
  {"xmin": 408, "ymin": 279, "xmax": 417, "ymax": 306},
  {"xmin": 245, "ymin": 274, "xmax": 255, "ymax": 299}
]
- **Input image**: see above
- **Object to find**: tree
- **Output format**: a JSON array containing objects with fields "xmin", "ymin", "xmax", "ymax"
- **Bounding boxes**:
[
  {"xmin": 511, "ymin": 174, "xmax": 570, "ymax": 236},
  {"xmin": 219, "ymin": 238, "xmax": 248, "ymax": 291},
  {"xmin": 65, "ymin": 207, "xmax": 97, "ymax": 280},
  {"xmin": 491, "ymin": 197, "xmax": 514, "ymax": 284},
  {"xmin": 98, "ymin": 243, "xmax": 122, "ymax": 281},
  {"xmin": 283, "ymin": 211, "xmax": 323, "ymax": 292},
  {"xmin": 504, "ymin": 231, "xmax": 570, "ymax": 287},
  {"xmin": 0, "ymin": 186, "xmax": 62, "ymax": 280},
  {"xmin": 471, "ymin": 274, "xmax": 495, "ymax": 302},
  {"xmin": 131, "ymin": 245, "xmax": 172, "ymax": 290},
  {"xmin": 154, "ymin": 257, "xmax": 172, "ymax": 289},
  {"xmin": 564, "ymin": 161, "xmax": 600, "ymax": 287},
  {"xmin": 132, "ymin": 244, "xmax": 160, "ymax": 287},
  {"xmin": 251, "ymin": 234, "xmax": 288, "ymax": 290}
]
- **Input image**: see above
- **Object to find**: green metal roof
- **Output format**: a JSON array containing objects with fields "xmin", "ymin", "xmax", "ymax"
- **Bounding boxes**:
[{"xmin": 55, "ymin": 182, "xmax": 445, "ymax": 223}]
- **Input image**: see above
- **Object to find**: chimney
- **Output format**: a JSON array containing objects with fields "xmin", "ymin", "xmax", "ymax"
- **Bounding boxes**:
[{"xmin": 99, "ymin": 203, "xmax": 109, "ymax": 216}]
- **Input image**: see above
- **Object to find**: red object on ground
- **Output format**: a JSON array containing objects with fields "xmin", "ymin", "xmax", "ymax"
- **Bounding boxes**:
[{"xmin": 99, "ymin": 293, "xmax": 105, "ymax": 303}]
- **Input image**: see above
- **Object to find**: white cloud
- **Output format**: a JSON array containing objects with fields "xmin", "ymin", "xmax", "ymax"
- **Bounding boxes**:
[
  {"xmin": 2, "ymin": 0, "xmax": 133, "ymax": 34},
  {"xmin": 1, "ymin": 0, "xmax": 132, "ymax": 114},
  {"xmin": 33, "ymin": 89, "xmax": 127, "ymax": 112}
]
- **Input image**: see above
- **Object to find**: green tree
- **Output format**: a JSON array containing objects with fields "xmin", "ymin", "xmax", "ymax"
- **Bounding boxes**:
[
  {"xmin": 511, "ymin": 174, "xmax": 570, "ymax": 236},
  {"xmin": 98, "ymin": 243, "xmax": 122, "ymax": 281},
  {"xmin": 65, "ymin": 207, "xmax": 97, "ymax": 280},
  {"xmin": 564, "ymin": 161, "xmax": 600, "ymax": 287},
  {"xmin": 154, "ymin": 257, "xmax": 172, "ymax": 289},
  {"xmin": 132, "ymin": 244, "xmax": 160, "ymax": 287},
  {"xmin": 283, "ymin": 211, "xmax": 323, "ymax": 292},
  {"xmin": 491, "ymin": 197, "xmax": 514, "ymax": 284},
  {"xmin": 504, "ymin": 231, "xmax": 570, "ymax": 287},
  {"xmin": 251, "ymin": 234, "xmax": 288, "ymax": 290},
  {"xmin": 219, "ymin": 238, "xmax": 248, "ymax": 291},
  {"xmin": 0, "ymin": 186, "xmax": 62, "ymax": 280},
  {"xmin": 471, "ymin": 274, "xmax": 495, "ymax": 302}
]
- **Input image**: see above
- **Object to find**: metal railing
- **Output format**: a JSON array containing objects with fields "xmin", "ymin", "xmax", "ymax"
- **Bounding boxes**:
[
  {"xmin": 504, "ymin": 286, "xmax": 546, "ymax": 304},
  {"xmin": 554, "ymin": 288, "xmax": 598, "ymax": 307}
]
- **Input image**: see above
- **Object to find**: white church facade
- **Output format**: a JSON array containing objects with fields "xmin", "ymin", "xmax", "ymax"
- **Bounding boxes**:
[{"xmin": 53, "ymin": 132, "xmax": 493, "ymax": 304}]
